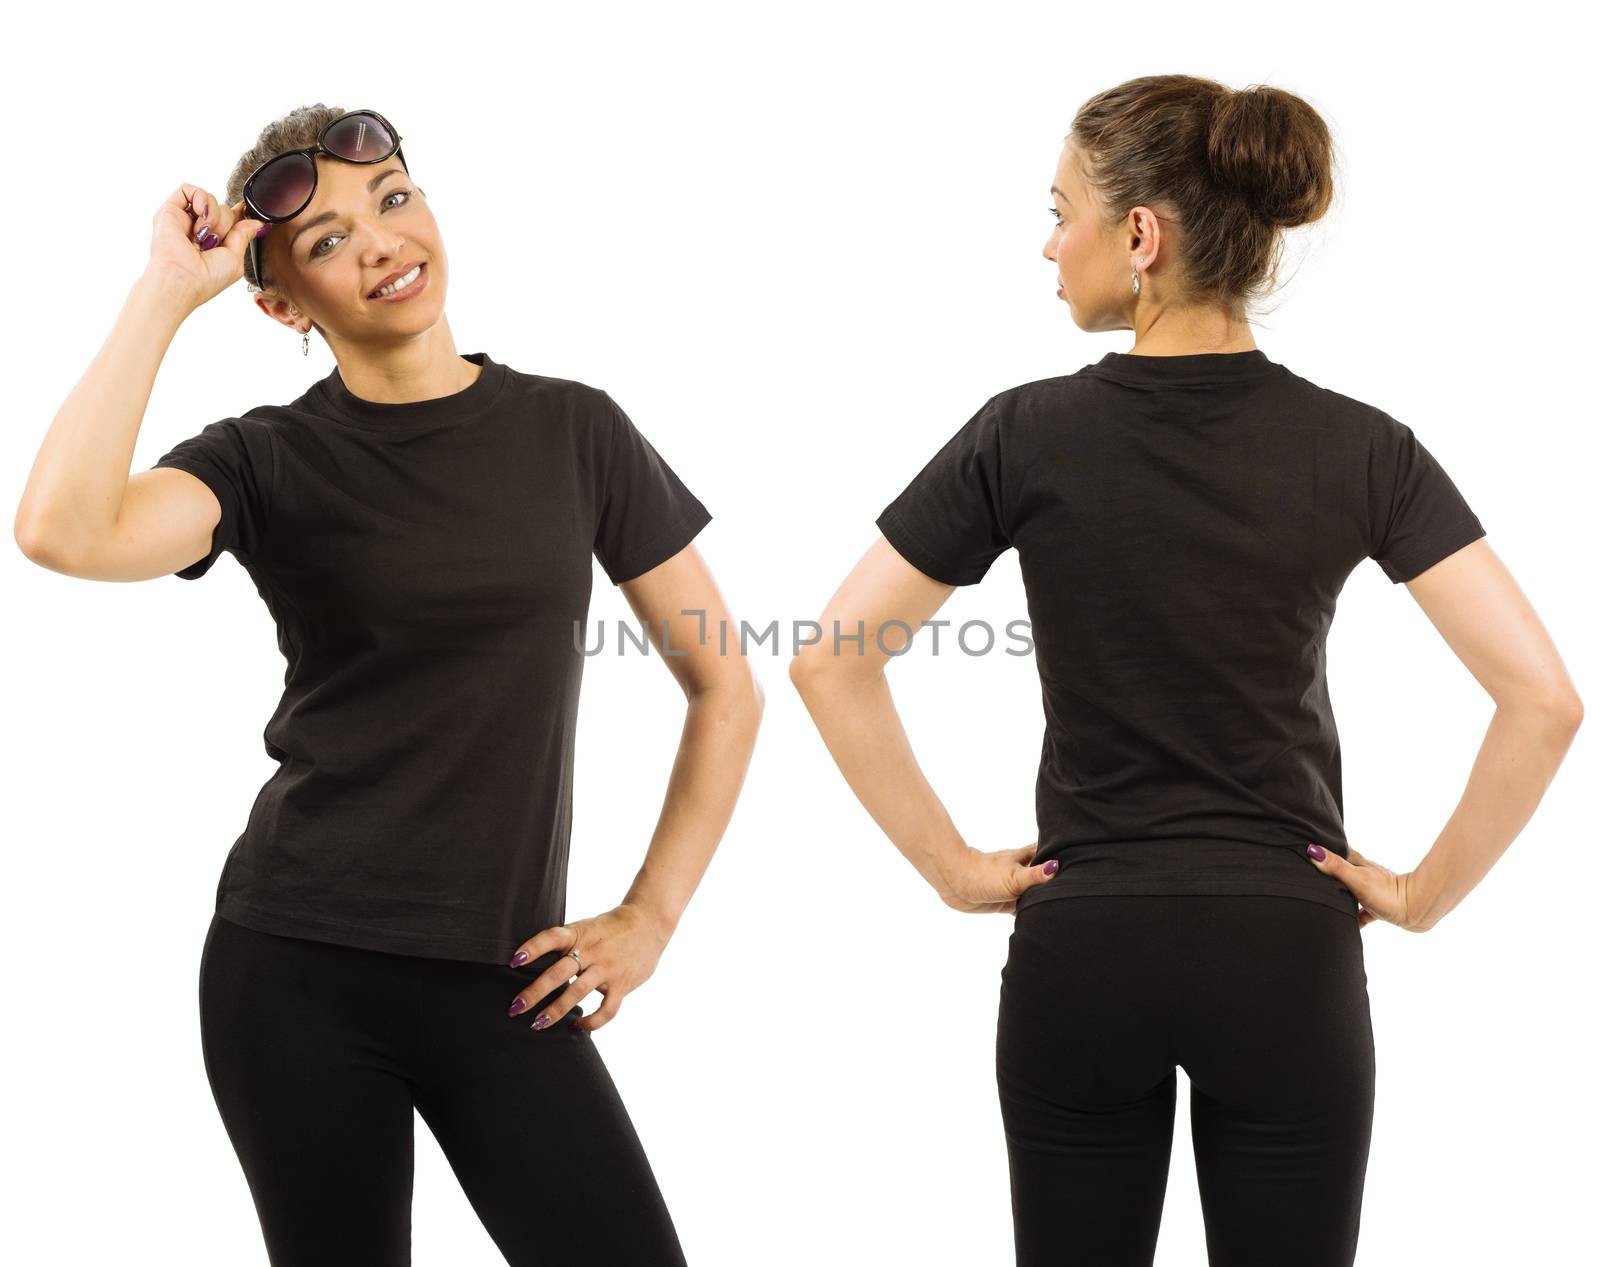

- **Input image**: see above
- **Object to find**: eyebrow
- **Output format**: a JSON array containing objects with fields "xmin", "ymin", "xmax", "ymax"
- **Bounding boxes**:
[
  {"xmin": 1050, "ymin": 186, "xmax": 1071, "ymax": 204},
  {"xmin": 290, "ymin": 167, "xmax": 409, "ymax": 250}
]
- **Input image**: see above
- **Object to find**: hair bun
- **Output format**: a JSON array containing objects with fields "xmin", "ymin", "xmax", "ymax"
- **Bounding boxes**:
[{"xmin": 1206, "ymin": 85, "xmax": 1334, "ymax": 228}]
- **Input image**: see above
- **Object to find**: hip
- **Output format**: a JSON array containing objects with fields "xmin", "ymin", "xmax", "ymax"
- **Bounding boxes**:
[{"xmin": 999, "ymin": 893, "xmax": 1373, "ymax": 1083}]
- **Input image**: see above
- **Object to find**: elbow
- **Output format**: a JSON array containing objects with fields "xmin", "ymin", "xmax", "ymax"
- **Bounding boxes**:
[
  {"xmin": 14, "ymin": 503, "xmax": 46, "ymax": 562},
  {"xmin": 14, "ymin": 511, "xmax": 73, "ymax": 572},
  {"xmin": 1535, "ymin": 676, "xmax": 1584, "ymax": 733},
  {"xmin": 689, "ymin": 656, "xmax": 766, "ymax": 728},
  {"xmin": 788, "ymin": 647, "xmax": 823, "ymax": 698},
  {"xmin": 1508, "ymin": 684, "xmax": 1586, "ymax": 735},
  {"xmin": 789, "ymin": 644, "xmax": 877, "ymax": 699},
  {"xmin": 13, "ymin": 520, "xmax": 43, "ymax": 566}
]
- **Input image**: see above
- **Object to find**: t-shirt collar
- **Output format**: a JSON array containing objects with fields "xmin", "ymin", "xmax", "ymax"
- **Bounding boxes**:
[
  {"xmin": 1091, "ymin": 348, "xmax": 1280, "ymax": 385},
  {"xmin": 311, "ymin": 351, "xmax": 508, "ymax": 434}
]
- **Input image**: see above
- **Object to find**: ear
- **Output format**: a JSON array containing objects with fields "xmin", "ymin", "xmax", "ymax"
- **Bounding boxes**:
[{"xmin": 251, "ymin": 290, "xmax": 304, "ymax": 334}]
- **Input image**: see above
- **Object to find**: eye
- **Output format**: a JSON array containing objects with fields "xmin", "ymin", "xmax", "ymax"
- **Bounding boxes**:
[
  {"xmin": 310, "ymin": 188, "xmax": 412, "ymax": 258},
  {"xmin": 1048, "ymin": 206, "xmax": 1064, "ymax": 225}
]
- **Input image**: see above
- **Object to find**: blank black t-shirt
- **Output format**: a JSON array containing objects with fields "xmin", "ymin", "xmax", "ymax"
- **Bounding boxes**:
[
  {"xmin": 151, "ymin": 351, "xmax": 712, "ymax": 962},
  {"xmin": 875, "ymin": 349, "xmax": 1487, "ymax": 919}
]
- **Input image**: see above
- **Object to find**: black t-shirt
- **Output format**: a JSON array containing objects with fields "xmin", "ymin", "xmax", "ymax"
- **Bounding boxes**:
[
  {"xmin": 875, "ymin": 349, "xmax": 1487, "ymax": 919},
  {"xmin": 151, "ymin": 351, "xmax": 712, "ymax": 962}
]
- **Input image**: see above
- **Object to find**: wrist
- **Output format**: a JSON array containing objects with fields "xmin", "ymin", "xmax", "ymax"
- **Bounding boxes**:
[
  {"xmin": 620, "ymin": 896, "xmax": 681, "ymax": 945},
  {"xmin": 1404, "ymin": 861, "xmax": 1447, "ymax": 931},
  {"xmin": 131, "ymin": 267, "xmax": 202, "ymax": 325},
  {"xmin": 924, "ymin": 842, "xmax": 973, "ymax": 902}
]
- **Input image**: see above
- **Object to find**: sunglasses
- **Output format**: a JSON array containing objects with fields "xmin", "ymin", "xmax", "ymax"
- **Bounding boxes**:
[{"xmin": 242, "ymin": 108, "xmax": 408, "ymax": 291}]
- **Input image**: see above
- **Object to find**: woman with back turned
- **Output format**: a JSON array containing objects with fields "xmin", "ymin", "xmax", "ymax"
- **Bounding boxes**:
[
  {"xmin": 15, "ymin": 103, "xmax": 762, "ymax": 1263},
  {"xmin": 790, "ymin": 75, "xmax": 1581, "ymax": 1266}
]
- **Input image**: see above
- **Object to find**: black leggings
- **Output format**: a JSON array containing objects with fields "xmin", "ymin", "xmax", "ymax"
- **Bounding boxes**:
[
  {"xmin": 997, "ymin": 895, "xmax": 1376, "ymax": 1267},
  {"xmin": 197, "ymin": 913, "xmax": 686, "ymax": 1265}
]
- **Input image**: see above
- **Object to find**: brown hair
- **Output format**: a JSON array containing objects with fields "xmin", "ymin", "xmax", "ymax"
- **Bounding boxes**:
[
  {"xmin": 226, "ymin": 102, "xmax": 347, "ymax": 293},
  {"xmin": 1067, "ymin": 75, "xmax": 1339, "ymax": 319}
]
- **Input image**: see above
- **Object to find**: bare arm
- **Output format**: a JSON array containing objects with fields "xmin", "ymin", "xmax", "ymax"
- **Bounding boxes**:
[
  {"xmin": 788, "ymin": 536, "xmax": 1056, "ymax": 914},
  {"xmin": 611, "ymin": 542, "xmax": 765, "ymax": 938},
  {"xmin": 806, "ymin": 535, "xmax": 1582, "ymax": 931},
  {"xmin": 503, "ymin": 542, "xmax": 765, "ymax": 1032},
  {"xmin": 1348, "ymin": 538, "xmax": 1582, "ymax": 929},
  {"xmin": 14, "ymin": 187, "xmax": 265, "ymax": 580}
]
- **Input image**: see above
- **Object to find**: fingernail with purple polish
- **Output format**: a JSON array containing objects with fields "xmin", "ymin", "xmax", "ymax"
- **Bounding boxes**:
[
  {"xmin": 256, "ymin": 223, "xmax": 272, "ymax": 238},
  {"xmin": 530, "ymin": 1013, "xmax": 552, "ymax": 1031},
  {"xmin": 507, "ymin": 999, "xmax": 528, "ymax": 1017},
  {"xmin": 1306, "ymin": 843, "xmax": 1326, "ymax": 861},
  {"xmin": 509, "ymin": 950, "xmax": 529, "ymax": 966},
  {"xmin": 198, "ymin": 228, "xmax": 220, "ymax": 250},
  {"xmin": 1043, "ymin": 859, "xmax": 1059, "ymax": 876}
]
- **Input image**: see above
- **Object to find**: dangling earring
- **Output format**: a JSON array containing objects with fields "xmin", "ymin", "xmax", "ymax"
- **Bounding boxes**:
[
  {"xmin": 301, "ymin": 328, "xmax": 310, "ymax": 357},
  {"xmin": 1131, "ymin": 256, "xmax": 1143, "ymax": 295}
]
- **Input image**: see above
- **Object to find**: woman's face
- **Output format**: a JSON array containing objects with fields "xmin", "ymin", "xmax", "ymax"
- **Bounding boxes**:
[
  {"xmin": 254, "ymin": 153, "xmax": 445, "ymax": 343},
  {"xmin": 1042, "ymin": 140, "xmax": 1158, "ymax": 334}
]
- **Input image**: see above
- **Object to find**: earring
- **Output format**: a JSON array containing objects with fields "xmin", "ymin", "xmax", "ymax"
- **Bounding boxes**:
[
  {"xmin": 301, "ymin": 328, "xmax": 310, "ymax": 357},
  {"xmin": 1131, "ymin": 257, "xmax": 1143, "ymax": 295}
]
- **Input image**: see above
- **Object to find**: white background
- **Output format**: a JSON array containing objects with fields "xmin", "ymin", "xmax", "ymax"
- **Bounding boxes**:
[{"xmin": 4, "ymin": 3, "xmax": 1594, "ymax": 1263}]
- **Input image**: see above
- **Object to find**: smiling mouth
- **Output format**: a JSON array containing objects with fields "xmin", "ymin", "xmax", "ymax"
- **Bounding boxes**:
[{"xmin": 369, "ymin": 262, "xmax": 426, "ymax": 299}]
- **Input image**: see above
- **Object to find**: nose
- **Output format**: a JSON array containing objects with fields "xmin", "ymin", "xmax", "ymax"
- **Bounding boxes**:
[{"xmin": 363, "ymin": 226, "xmax": 407, "ymax": 261}]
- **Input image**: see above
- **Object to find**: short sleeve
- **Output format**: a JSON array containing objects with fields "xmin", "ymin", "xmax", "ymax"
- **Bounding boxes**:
[
  {"xmin": 592, "ymin": 393, "xmax": 713, "ymax": 584},
  {"xmin": 149, "ymin": 418, "xmax": 272, "ymax": 580},
  {"xmin": 875, "ymin": 395, "xmax": 1013, "ymax": 586},
  {"xmin": 1366, "ymin": 411, "xmax": 1485, "ymax": 584}
]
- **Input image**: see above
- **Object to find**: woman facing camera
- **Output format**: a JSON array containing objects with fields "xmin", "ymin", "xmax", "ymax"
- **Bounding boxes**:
[
  {"xmin": 790, "ymin": 75, "xmax": 1580, "ymax": 1266},
  {"xmin": 16, "ymin": 103, "xmax": 762, "ymax": 1264}
]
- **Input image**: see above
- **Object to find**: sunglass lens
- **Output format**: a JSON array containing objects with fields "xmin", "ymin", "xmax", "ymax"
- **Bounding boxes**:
[
  {"xmin": 248, "ymin": 151, "xmax": 317, "ymax": 220},
  {"xmin": 323, "ymin": 112, "xmax": 399, "ymax": 162}
]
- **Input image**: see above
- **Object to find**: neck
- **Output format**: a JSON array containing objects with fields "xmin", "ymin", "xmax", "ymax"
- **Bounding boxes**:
[
  {"xmin": 324, "ymin": 316, "xmax": 479, "ymax": 404},
  {"xmin": 1126, "ymin": 305, "xmax": 1257, "ymax": 357}
]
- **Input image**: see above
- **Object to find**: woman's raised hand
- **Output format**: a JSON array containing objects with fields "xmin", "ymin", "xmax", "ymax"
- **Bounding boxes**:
[
  {"xmin": 504, "ymin": 905, "xmax": 674, "ymax": 1034},
  {"xmin": 936, "ymin": 842, "xmax": 1059, "ymax": 915},
  {"xmin": 143, "ymin": 184, "xmax": 269, "ymax": 311}
]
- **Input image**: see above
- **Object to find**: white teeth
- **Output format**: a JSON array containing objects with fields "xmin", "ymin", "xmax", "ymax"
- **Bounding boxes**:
[{"xmin": 372, "ymin": 264, "xmax": 422, "ymax": 297}]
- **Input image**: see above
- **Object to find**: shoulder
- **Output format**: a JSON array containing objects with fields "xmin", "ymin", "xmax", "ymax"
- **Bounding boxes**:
[
  {"xmin": 230, "ymin": 398, "xmax": 321, "ymax": 450},
  {"xmin": 165, "ymin": 410, "xmax": 281, "ymax": 468},
  {"xmin": 973, "ymin": 369, "xmax": 1109, "ymax": 450},
  {"xmin": 496, "ymin": 364, "xmax": 612, "ymax": 412},
  {"xmin": 990, "ymin": 369, "xmax": 1102, "ymax": 415},
  {"xmin": 493, "ymin": 364, "xmax": 626, "ymax": 443},
  {"xmin": 235, "ymin": 404, "xmax": 295, "ymax": 436},
  {"xmin": 1266, "ymin": 366, "xmax": 1397, "ymax": 441}
]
